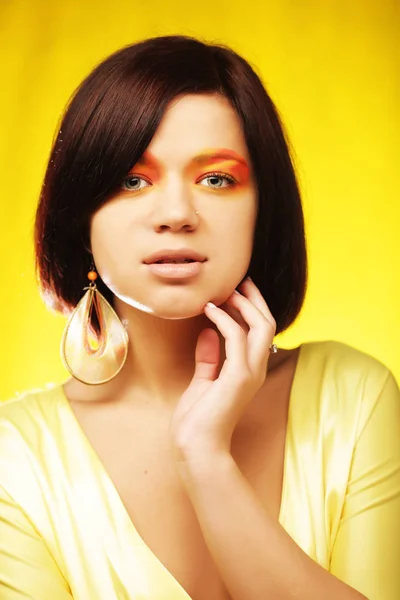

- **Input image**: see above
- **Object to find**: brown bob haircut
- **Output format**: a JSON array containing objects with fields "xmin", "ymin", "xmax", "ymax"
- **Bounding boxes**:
[{"xmin": 34, "ymin": 35, "xmax": 307, "ymax": 335}]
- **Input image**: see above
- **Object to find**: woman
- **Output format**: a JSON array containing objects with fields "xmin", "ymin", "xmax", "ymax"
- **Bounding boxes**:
[{"xmin": 0, "ymin": 35, "xmax": 399, "ymax": 600}]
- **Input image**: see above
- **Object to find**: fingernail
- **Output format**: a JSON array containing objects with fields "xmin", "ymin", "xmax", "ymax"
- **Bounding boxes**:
[
  {"xmin": 246, "ymin": 276, "xmax": 252, "ymax": 282},
  {"xmin": 206, "ymin": 302, "xmax": 217, "ymax": 309}
]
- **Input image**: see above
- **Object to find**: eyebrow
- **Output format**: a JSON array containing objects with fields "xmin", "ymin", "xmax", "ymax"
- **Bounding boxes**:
[
  {"xmin": 191, "ymin": 149, "xmax": 249, "ymax": 166},
  {"xmin": 136, "ymin": 149, "xmax": 249, "ymax": 168}
]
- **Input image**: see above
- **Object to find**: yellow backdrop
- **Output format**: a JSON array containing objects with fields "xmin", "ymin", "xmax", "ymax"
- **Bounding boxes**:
[{"xmin": 1, "ymin": 0, "xmax": 399, "ymax": 400}]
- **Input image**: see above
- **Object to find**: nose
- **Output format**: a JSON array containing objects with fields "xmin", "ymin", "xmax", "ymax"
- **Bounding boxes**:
[{"xmin": 151, "ymin": 176, "xmax": 199, "ymax": 233}]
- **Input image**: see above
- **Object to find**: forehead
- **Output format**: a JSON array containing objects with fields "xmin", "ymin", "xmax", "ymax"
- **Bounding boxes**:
[{"xmin": 145, "ymin": 93, "xmax": 250, "ymax": 163}]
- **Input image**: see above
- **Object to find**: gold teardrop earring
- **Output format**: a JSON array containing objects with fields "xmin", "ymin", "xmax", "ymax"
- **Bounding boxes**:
[{"xmin": 60, "ymin": 263, "xmax": 129, "ymax": 385}]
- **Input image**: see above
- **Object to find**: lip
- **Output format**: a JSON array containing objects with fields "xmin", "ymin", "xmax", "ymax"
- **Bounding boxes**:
[
  {"xmin": 143, "ymin": 247, "xmax": 207, "ymax": 264},
  {"xmin": 145, "ymin": 261, "xmax": 204, "ymax": 279}
]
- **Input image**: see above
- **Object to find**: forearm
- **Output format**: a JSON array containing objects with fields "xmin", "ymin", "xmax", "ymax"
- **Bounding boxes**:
[{"xmin": 179, "ymin": 452, "xmax": 367, "ymax": 600}]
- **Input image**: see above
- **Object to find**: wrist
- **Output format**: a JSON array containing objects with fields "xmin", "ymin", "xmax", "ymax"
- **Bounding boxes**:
[{"xmin": 174, "ymin": 447, "xmax": 234, "ymax": 486}]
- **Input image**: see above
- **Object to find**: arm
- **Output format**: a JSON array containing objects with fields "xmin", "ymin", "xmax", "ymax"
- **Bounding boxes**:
[
  {"xmin": 180, "ymin": 453, "xmax": 367, "ymax": 600},
  {"xmin": 0, "ymin": 484, "xmax": 73, "ymax": 599}
]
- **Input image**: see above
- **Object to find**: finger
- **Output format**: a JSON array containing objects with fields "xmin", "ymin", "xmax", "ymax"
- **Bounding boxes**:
[
  {"xmin": 193, "ymin": 328, "xmax": 220, "ymax": 382},
  {"xmin": 226, "ymin": 291, "xmax": 275, "ymax": 377},
  {"xmin": 218, "ymin": 299, "xmax": 249, "ymax": 333},
  {"xmin": 238, "ymin": 278, "xmax": 276, "ymax": 328},
  {"xmin": 172, "ymin": 328, "xmax": 220, "ymax": 422},
  {"xmin": 204, "ymin": 302, "xmax": 249, "ymax": 380}
]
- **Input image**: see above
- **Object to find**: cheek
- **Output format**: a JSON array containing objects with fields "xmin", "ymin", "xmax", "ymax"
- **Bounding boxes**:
[
  {"xmin": 90, "ymin": 208, "xmax": 130, "ymax": 272},
  {"xmin": 216, "ymin": 199, "xmax": 257, "ymax": 251},
  {"xmin": 210, "ymin": 202, "xmax": 257, "ymax": 291}
]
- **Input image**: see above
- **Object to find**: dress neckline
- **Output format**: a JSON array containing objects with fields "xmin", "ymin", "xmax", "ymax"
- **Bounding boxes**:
[{"xmin": 55, "ymin": 342, "xmax": 308, "ymax": 598}]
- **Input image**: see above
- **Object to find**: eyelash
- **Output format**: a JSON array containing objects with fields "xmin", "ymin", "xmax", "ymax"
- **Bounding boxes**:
[
  {"xmin": 121, "ymin": 171, "xmax": 237, "ymax": 192},
  {"xmin": 200, "ymin": 171, "xmax": 237, "ymax": 187}
]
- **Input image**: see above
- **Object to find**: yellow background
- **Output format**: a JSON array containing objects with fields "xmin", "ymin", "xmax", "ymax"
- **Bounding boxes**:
[{"xmin": 1, "ymin": 0, "xmax": 399, "ymax": 400}]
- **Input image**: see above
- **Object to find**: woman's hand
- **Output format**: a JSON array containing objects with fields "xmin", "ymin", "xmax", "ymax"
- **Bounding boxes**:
[{"xmin": 169, "ymin": 277, "xmax": 277, "ymax": 471}]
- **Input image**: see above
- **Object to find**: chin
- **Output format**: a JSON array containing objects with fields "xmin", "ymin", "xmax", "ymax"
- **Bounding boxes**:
[
  {"xmin": 110, "ymin": 289, "xmax": 205, "ymax": 319},
  {"xmin": 110, "ymin": 278, "xmax": 236, "ymax": 319},
  {"xmin": 147, "ymin": 301, "xmax": 208, "ymax": 320}
]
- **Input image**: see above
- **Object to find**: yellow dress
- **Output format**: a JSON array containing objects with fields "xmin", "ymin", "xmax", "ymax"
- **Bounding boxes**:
[{"xmin": 1, "ymin": 340, "xmax": 399, "ymax": 600}]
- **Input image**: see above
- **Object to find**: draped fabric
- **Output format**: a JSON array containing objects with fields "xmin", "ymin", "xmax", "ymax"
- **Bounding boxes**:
[{"xmin": 1, "ymin": 340, "xmax": 400, "ymax": 599}]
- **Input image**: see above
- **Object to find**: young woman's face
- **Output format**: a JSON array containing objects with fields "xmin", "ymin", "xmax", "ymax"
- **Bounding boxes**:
[{"xmin": 90, "ymin": 93, "xmax": 258, "ymax": 319}]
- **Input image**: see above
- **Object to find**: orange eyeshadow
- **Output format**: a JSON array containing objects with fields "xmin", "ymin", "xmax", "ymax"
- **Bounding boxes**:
[
  {"xmin": 194, "ymin": 159, "xmax": 250, "ymax": 183},
  {"xmin": 129, "ymin": 149, "xmax": 251, "ymax": 184}
]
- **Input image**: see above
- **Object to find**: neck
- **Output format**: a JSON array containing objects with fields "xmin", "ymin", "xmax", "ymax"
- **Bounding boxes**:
[
  {"xmin": 114, "ymin": 300, "xmax": 222, "ymax": 403},
  {"xmin": 65, "ymin": 297, "xmax": 282, "ymax": 407}
]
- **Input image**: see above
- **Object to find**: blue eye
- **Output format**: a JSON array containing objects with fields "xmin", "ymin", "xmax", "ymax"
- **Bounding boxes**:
[
  {"xmin": 121, "ymin": 172, "xmax": 236, "ymax": 192},
  {"xmin": 121, "ymin": 176, "xmax": 151, "ymax": 192},
  {"xmin": 198, "ymin": 173, "xmax": 236, "ymax": 189}
]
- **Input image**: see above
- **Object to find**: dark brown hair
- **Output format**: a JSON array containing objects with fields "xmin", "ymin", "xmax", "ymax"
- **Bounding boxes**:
[{"xmin": 34, "ymin": 35, "xmax": 307, "ymax": 335}]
